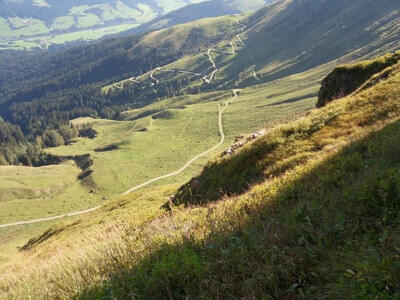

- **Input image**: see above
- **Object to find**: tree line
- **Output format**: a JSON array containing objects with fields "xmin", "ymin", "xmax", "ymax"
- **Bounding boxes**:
[{"xmin": 0, "ymin": 25, "xmax": 217, "ymax": 166}]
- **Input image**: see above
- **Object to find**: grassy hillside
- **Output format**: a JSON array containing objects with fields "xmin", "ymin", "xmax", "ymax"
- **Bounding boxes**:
[
  {"xmin": 0, "ymin": 161, "xmax": 99, "ymax": 224},
  {"xmin": 189, "ymin": 0, "xmax": 400, "ymax": 88},
  {"xmin": 242, "ymin": 0, "xmax": 400, "ymax": 80},
  {"xmin": 1, "ymin": 53, "xmax": 400, "ymax": 299},
  {"xmin": 104, "ymin": 0, "xmax": 400, "ymax": 98}
]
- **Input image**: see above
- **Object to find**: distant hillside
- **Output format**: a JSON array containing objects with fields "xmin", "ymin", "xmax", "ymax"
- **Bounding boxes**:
[
  {"xmin": 0, "ymin": 0, "xmax": 209, "ymax": 50},
  {"xmin": 0, "ymin": 0, "xmax": 271, "ymax": 50}
]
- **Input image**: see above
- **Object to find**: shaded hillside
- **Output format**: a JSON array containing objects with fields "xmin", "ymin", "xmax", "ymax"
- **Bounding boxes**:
[{"xmin": 218, "ymin": 0, "xmax": 400, "ymax": 85}]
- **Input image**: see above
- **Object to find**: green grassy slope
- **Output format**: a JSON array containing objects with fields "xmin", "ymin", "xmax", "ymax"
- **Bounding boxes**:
[
  {"xmin": 1, "ymin": 53, "xmax": 400, "ymax": 299},
  {"xmin": 0, "ymin": 161, "xmax": 98, "ymax": 224},
  {"xmin": 0, "ymin": 62, "xmax": 324, "ymax": 265}
]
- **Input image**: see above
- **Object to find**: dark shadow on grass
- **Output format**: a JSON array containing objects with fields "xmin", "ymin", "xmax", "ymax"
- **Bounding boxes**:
[
  {"xmin": 77, "ymin": 121, "xmax": 400, "ymax": 300},
  {"xmin": 263, "ymin": 92, "xmax": 318, "ymax": 107}
]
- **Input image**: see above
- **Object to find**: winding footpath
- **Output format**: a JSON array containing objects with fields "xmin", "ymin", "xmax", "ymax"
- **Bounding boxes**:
[
  {"xmin": 130, "ymin": 19, "xmax": 247, "ymax": 87},
  {"xmin": 203, "ymin": 20, "xmax": 246, "ymax": 84},
  {"xmin": 0, "ymin": 90, "xmax": 241, "ymax": 229},
  {"xmin": 151, "ymin": 68, "xmax": 201, "ymax": 85},
  {"xmin": 1, "ymin": 18, "xmax": 248, "ymax": 228},
  {"xmin": 122, "ymin": 89, "xmax": 240, "ymax": 195}
]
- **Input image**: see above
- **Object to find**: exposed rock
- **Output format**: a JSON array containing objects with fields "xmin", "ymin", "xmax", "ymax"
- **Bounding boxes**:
[{"xmin": 317, "ymin": 52, "xmax": 400, "ymax": 108}]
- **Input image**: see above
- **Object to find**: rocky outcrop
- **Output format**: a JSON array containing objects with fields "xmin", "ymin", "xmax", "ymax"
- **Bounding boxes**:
[{"xmin": 317, "ymin": 52, "xmax": 400, "ymax": 108}]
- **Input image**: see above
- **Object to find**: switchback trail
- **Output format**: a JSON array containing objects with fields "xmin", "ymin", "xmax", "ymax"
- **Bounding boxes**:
[
  {"xmin": 115, "ymin": 19, "xmax": 247, "ymax": 88},
  {"xmin": 0, "ymin": 90, "xmax": 241, "ymax": 228},
  {"xmin": 151, "ymin": 67, "xmax": 201, "ymax": 85},
  {"xmin": 203, "ymin": 20, "xmax": 246, "ymax": 83}
]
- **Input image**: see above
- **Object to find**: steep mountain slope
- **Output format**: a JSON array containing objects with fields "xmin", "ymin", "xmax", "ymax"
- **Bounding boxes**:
[
  {"xmin": 178, "ymin": 0, "xmax": 400, "ymax": 88},
  {"xmin": 173, "ymin": 52, "xmax": 400, "ymax": 205},
  {"xmin": 243, "ymin": 0, "xmax": 400, "ymax": 80},
  {"xmin": 98, "ymin": 0, "xmax": 400, "ymax": 118},
  {"xmin": 1, "ymin": 53, "xmax": 400, "ymax": 299}
]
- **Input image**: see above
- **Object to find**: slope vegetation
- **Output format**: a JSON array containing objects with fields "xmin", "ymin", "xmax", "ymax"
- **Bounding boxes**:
[{"xmin": 1, "ymin": 53, "xmax": 400, "ymax": 299}]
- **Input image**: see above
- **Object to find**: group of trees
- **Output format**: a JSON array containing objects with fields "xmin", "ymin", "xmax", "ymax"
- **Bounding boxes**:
[
  {"xmin": 0, "ymin": 116, "xmax": 99, "ymax": 166},
  {"xmin": 0, "ymin": 118, "xmax": 26, "ymax": 165}
]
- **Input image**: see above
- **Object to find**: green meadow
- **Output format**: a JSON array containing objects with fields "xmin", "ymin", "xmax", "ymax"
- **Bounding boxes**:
[
  {"xmin": 0, "ymin": 0, "xmax": 205, "ymax": 50},
  {"xmin": 0, "ymin": 61, "xmax": 327, "ymax": 260}
]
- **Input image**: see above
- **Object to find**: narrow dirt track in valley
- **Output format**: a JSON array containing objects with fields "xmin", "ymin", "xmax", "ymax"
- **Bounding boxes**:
[
  {"xmin": 0, "ymin": 18, "xmax": 248, "ymax": 228},
  {"xmin": 122, "ymin": 89, "xmax": 241, "ymax": 195}
]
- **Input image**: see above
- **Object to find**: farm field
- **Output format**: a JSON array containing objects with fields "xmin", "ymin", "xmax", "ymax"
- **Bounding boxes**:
[{"xmin": 0, "ymin": 0, "xmax": 208, "ymax": 50}]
